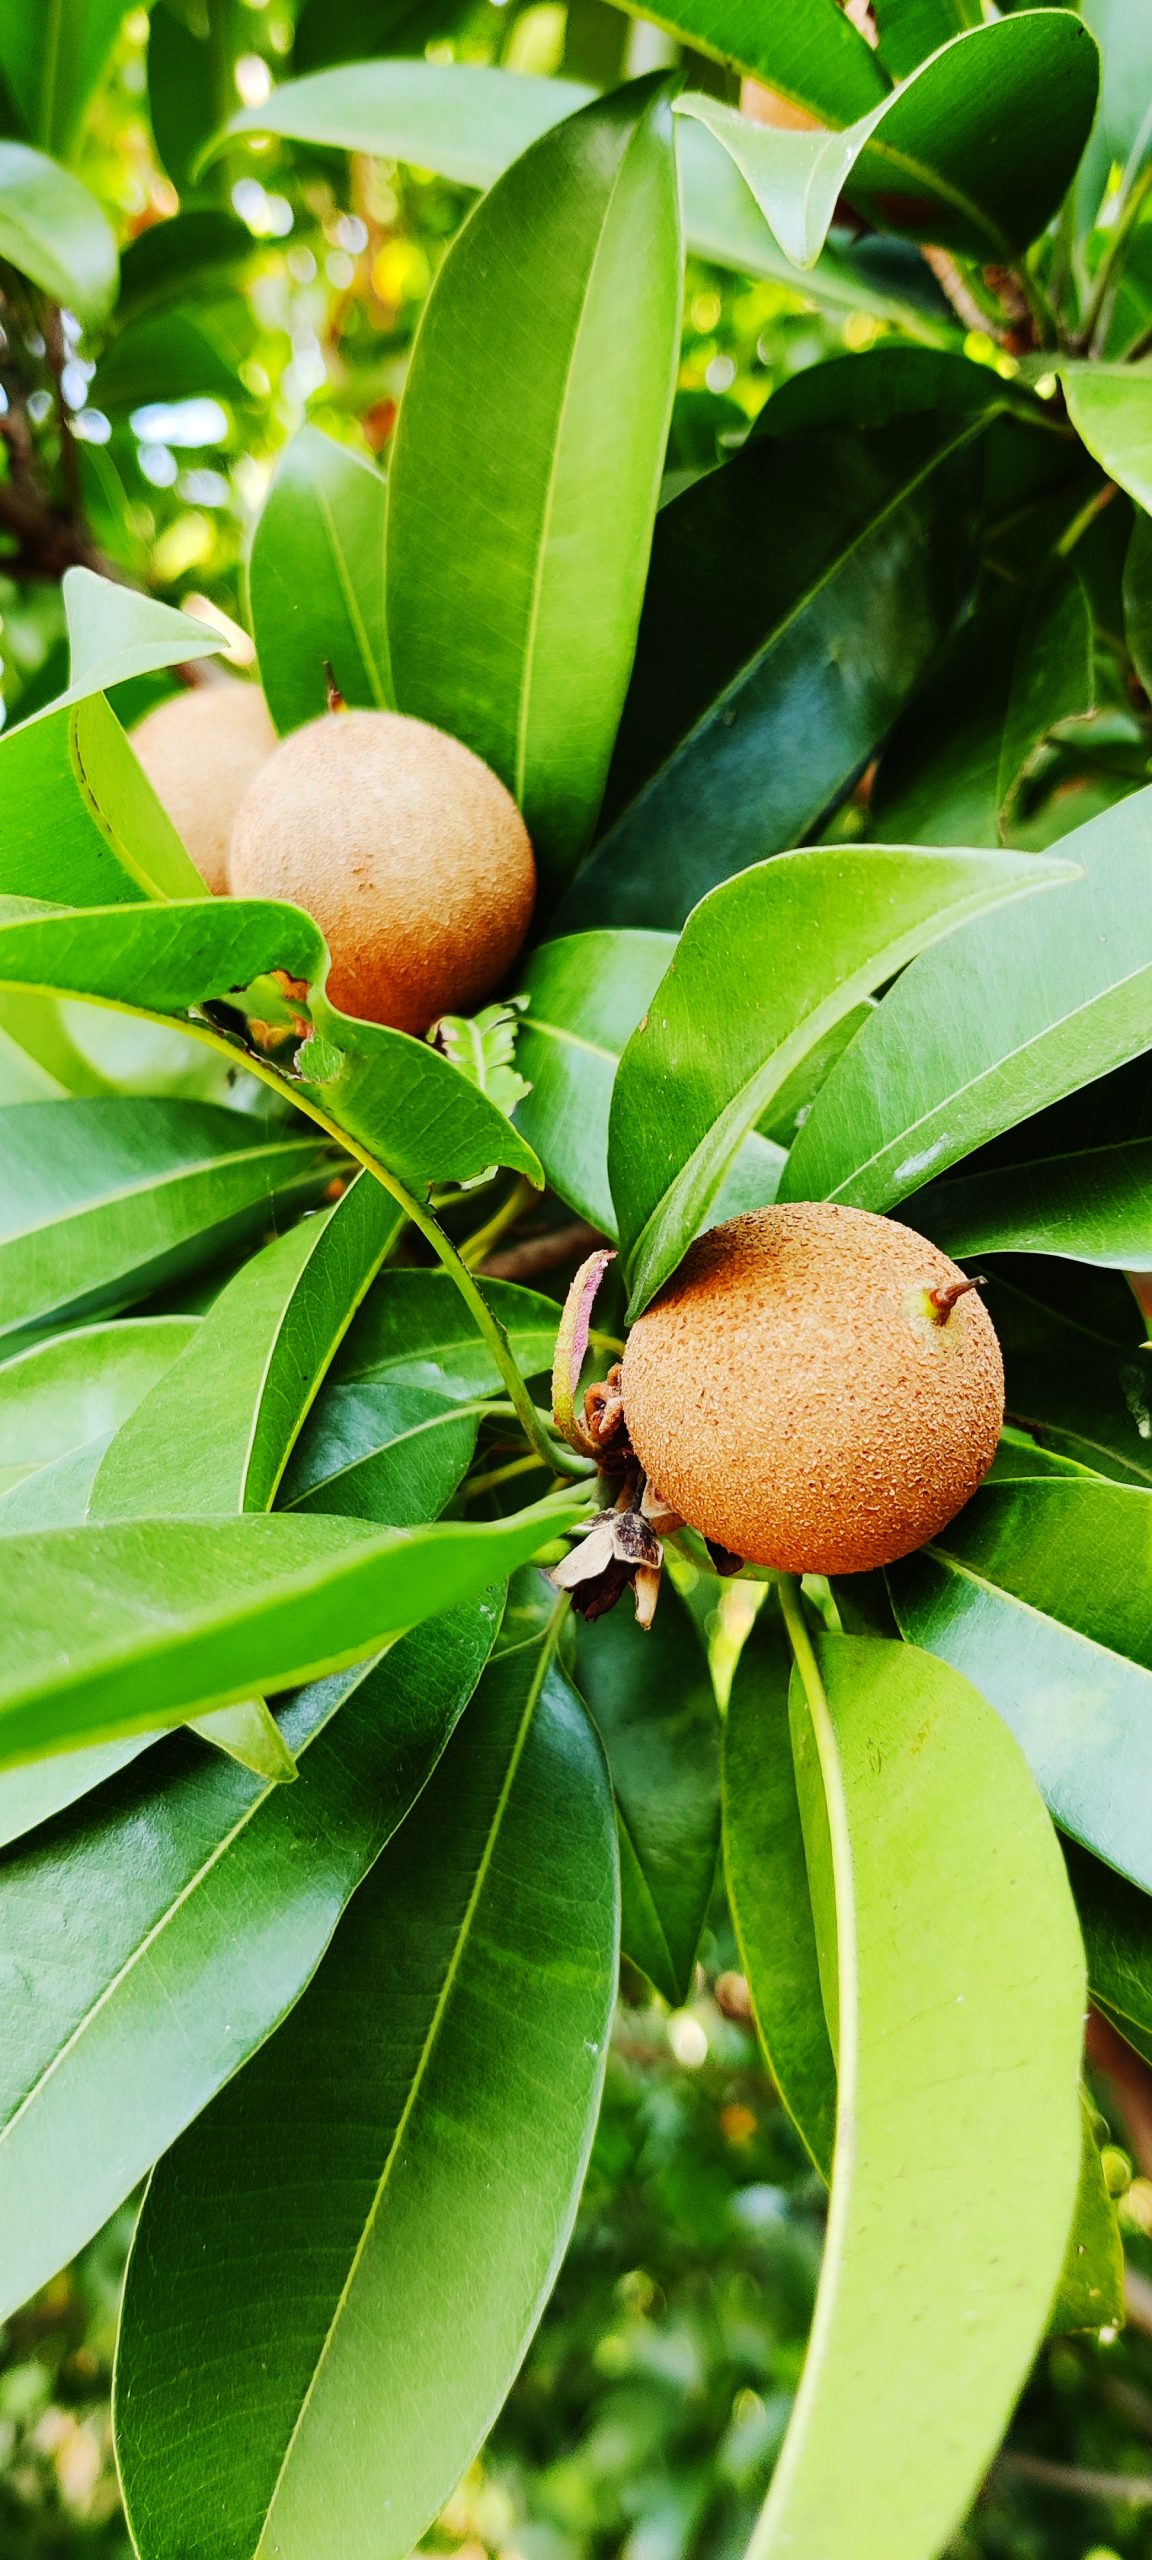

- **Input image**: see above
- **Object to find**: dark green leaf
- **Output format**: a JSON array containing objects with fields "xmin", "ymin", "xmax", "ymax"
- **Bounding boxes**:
[
  {"xmin": 0, "ymin": 1596, "xmax": 499, "ymax": 2322},
  {"xmin": 1066, "ymin": 1835, "xmax": 1152, "ymax": 2066},
  {"xmin": 248, "ymin": 427, "xmax": 391, "ymax": 736},
  {"xmin": 723, "ymin": 1595, "xmax": 835, "ymax": 2176},
  {"xmin": 872, "ymin": 0, "xmax": 980, "ymax": 84},
  {"xmin": 91, "ymin": 310, "xmax": 246, "ymax": 413},
  {"xmin": 1048, "ymin": 2090, "xmax": 1125, "ymax": 2336},
  {"xmin": 116, "ymin": 208, "xmax": 254, "ymax": 325},
  {"xmin": 115, "ymin": 1619, "xmax": 618, "ymax": 2560},
  {"xmin": 608, "ymin": 844, "xmax": 1068, "ymax": 1316},
  {"xmin": 386, "ymin": 79, "xmax": 682, "ymax": 897},
  {"xmin": 980, "ymin": 1267, "xmax": 1152, "ymax": 1490},
  {"xmin": 516, "ymin": 930, "xmax": 674, "ymax": 1233},
  {"xmin": 1123, "ymin": 509, "xmax": 1152, "ymax": 696},
  {"xmin": 574, "ymin": 1579, "xmax": 719, "ymax": 2007},
  {"xmin": 784, "ymin": 783, "xmax": 1152, "ymax": 1214}
]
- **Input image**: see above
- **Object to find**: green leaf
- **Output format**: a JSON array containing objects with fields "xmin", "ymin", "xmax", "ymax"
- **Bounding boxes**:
[
  {"xmin": 784, "ymin": 783, "xmax": 1152, "ymax": 1214},
  {"xmin": 1066, "ymin": 1835, "xmax": 1152, "ymax": 2068},
  {"xmin": 608, "ymin": 844, "xmax": 1070, "ymax": 1317},
  {"xmin": 0, "ymin": 695, "xmax": 208, "ymax": 906},
  {"xmin": 1073, "ymin": 0, "xmax": 1152, "ymax": 231},
  {"xmin": 912, "ymin": 1136, "xmax": 1152, "ymax": 1267},
  {"xmin": 223, "ymin": 62, "xmax": 955, "ymax": 329},
  {"xmin": 889, "ymin": 1477, "xmax": 1152, "ymax": 1894},
  {"xmin": 724, "ymin": 1596, "xmax": 836, "ymax": 2178},
  {"xmin": 872, "ymin": 0, "xmax": 981, "ymax": 83},
  {"xmin": 115, "ymin": 1619, "xmax": 618, "ymax": 2560},
  {"xmin": 0, "ymin": 0, "xmax": 143, "ymax": 157},
  {"xmin": 1124, "ymin": 509, "xmax": 1152, "ymax": 696},
  {"xmin": 565, "ymin": 373, "xmax": 990, "ymax": 930},
  {"xmin": 871, "ymin": 571, "xmax": 1096, "ymax": 850},
  {"xmin": 0, "ymin": 900, "xmax": 543, "ymax": 1193},
  {"xmin": 59, "ymin": 567, "xmax": 226, "ymax": 709},
  {"xmin": 0, "ymin": 1096, "xmax": 334, "ymax": 1346},
  {"xmin": 1048, "ymin": 2088, "xmax": 1125, "ymax": 2336},
  {"xmin": 750, "ymin": 1629, "xmax": 1083, "ymax": 2560},
  {"xmin": 980, "ymin": 1266, "xmax": 1152, "ymax": 1491},
  {"xmin": 280, "ymin": 1268, "xmax": 559, "ymax": 1525},
  {"xmin": 616, "ymin": 0, "xmax": 887, "ymax": 115},
  {"xmin": 516, "ymin": 930, "xmax": 675, "ymax": 1233},
  {"xmin": 386, "ymin": 78, "xmax": 682, "ymax": 897},
  {"xmin": 1060, "ymin": 365, "xmax": 1152, "ymax": 515},
  {"xmin": 0, "ymin": 1490, "xmax": 584, "ymax": 1766},
  {"xmin": 434, "ymin": 998, "xmax": 530, "ymax": 1117},
  {"xmin": 678, "ymin": 14, "xmax": 1099, "ymax": 271},
  {"xmin": 0, "ymin": 1594, "xmax": 499, "ymax": 2323},
  {"xmin": 0, "ymin": 1312, "xmax": 198, "ymax": 1499},
  {"xmin": 574, "ymin": 1578, "xmax": 719, "ymax": 2007},
  {"xmin": 147, "ymin": 0, "xmax": 214, "ymax": 193},
  {"xmin": 116, "ymin": 208, "xmax": 254, "ymax": 326},
  {"xmin": 248, "ymin": 427, "xmax": 390, "ymax": 737},
  {"xmin": 91, "ymin": 309, "xmax": 246, "ymax": 412},
  {"xmin": 0, "ymin": 139, "xmax": 117, "ymax": 322}
]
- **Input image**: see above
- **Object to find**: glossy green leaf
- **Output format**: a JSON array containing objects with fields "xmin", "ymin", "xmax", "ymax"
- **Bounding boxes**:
[
  {"xmin": 872, "ymin": 0, "xmax": 980, "ymax": 83},
  {"xmin": 1061, "ymin": 364, "xmax": 1152, "ymax": 514},
  {"xmin": 248, "ymin": 427, "xmax": 390, "ymax": 737},
  {"xmin": 913, "ymin": 1135, "xmax": 1152, "ymax": 1267},
  {"xmin": 115, "ymin": 1618, "xmax": 618, "ymax": 2560},
  {"xmin": 280, "ymin": 1269, "xmax": 559, "ymax": 1524},
  {"xmin": 0, "ymin": 138, "xmax": 117, "ymax": 323},
  {"xmin": 0, "ymin": 0, "xmax": 143, "ymax": 156},
  {"xmin": 724, "ymin": 1596, "xmax": 836, "ymax": 2178},
  {"xmin": 57, "ymin": 567, "xmax": 226, "ymax": 712},
  {"xmin": 622, "ymin": 0, "xmax": 886, "ymax": 114},
  {"xmin": 609, "ymin": 844, "xmax": 1069, "ymax": 1316},
  {"xmin": 0, "ymin": 1595, "xmax": 498, "ymax": 2323},
  {"xmin": 516, "ymin": 930, "xmax": 675, "ymax": 1233},
  {"xmin": 116, "ymin": 208, "xmax": 254, "ymax": 325},
  {"xmin": 679, "ymin": 15, "xmax": 1098, "ymax": 271},
  {"xmin": 749, "ymin": 1631, "xmax": 1083, "ymax": 2560},
  {"xmin": 0, "ymin": 900, "xmax": 543, "ymax": 1192},
  {"xmin": 784, "ymin": 783, "xmax": 1152, "ymax": 1214},
  {"xmin": 889, "ymin": 1477, "xmax": 1152, "ymax": 1893},
  {"xmin": 0, "ymin": 1313, "xmax": 197, "ymax": 1498},
  {"xmin": 574, "ymin": 1579, "xmax": 719, "ymax": 2007},
  {"xmin": 1048, "ymin": 2089, "xmax": 1125, "ymax": 2336},
  {"xmin": 0, "ymin": 1489, "xmax": 583, "ymax": 1767},
  {"xmin": 223, "ymin": 62, "xmax": 953, "ymax": 329},
  {"xmin": 0, "ymin": 1097, "xmax": 333, "ymax": 1345},
  {"xmin": 568, "ymin": 380, "xmax": 988, "ymax": 930},
  {"xmin": 981, "ymin": 1266, "xmax": 1152, "ymax": 1491},
  {"xmin": 1066, "ymin": 1836, "xmax": 1152, "ymax": 2066},
  {"xmin": 91, "ymin": 309, "xmax": 246, "ymax": 412},
  {"xmin": 0, "ymin": 693, "xmax": 207, "ymax": 905},
  {"xmin": 386, "ymin": 78, "xmax": 682, "ymax": 896},
  {"xmin": 147, "ymin": 0, "xmax": 214, "ymax": 193},
  {"xmin": 1073, "ymin": 0, "xmax": 1152, "ymax": 231},
  {"xmin": 1123, "ymin": 509, "xmax": 1152, "ymax": 697},
  {"xmin": 871, "ymin": 570, "xmax": 1096, "ymax": 849}
]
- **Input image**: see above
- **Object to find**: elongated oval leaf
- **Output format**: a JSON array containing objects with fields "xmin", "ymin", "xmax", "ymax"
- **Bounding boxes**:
[
  {"xmin": 0, "ymin": 901, "xmax": 542, "ymax": 1193},
  {"xmin": 0, "ymin": 1491, "xmax": 583, "ymax": 1766},
  {"xmin": 0, "ymin": 694, "xmax": 206, "ymax": 906},
  {"xmin": 248, "ymin": 427, "xmax": 391, "ymax": 736},
  {"xmin": 1061, "ymin": 363, "xmax": 1152, "ymax": 516},
  {"xmin": 0, "ymin": 0, "xmax": 141, "ymax": 158},
  {"xmin": 115, "ymin": 1620, "xmax": 618, "ymax": 2560},
  {"xmin": 889, "ymin": 1478, "xmax": 1152, "ymax": 1892},
  {"xmin": 680, "ymin": 13, "xmax": 1098, "ymax": 271},
  {"xmin": 61, "ymin": 568, "xmax": 225, "ymax": 708},
  {"xmin": 0, "ymin": 1313, "xmax": 198, "ymax": 1498},
  {"xmin": 724, "ymin": 1596, "xmax": 835, "ymax": 2176},
  {"xmin": 751, "ymin": 1630, "xmax": 1083, "ymax": 2560},
  {"xmin": 516, "ymin": 930, "xmax": 675, "ymax": 1233},
  {"xmin": 574, "ymin": 1580, "xmax": 719, "ymax": 2007},
  {"xmin": 608, "ymin": 844, "xmax": 1070, "ymax": 1315},
  {"xmin": 0, "ymin": 1596, "xmax": 498, "ymax": 2322},
  {"xmin": 0, "ymin": 138, "xmax": 117, "ymax": 323},
  {"xmin": 784, "ymin": 782, "xmax": 1152, "ymax": 1213},
  {"xmin": 0, "ymin": 1096, "xmax": 333, "ymax": 1345},
  {"xmin": 386, "ymin": 77, "xmax": 682, "ymax": 896},
  {"xmin": 912, "ymin": 1135, "xmax": 1152, "ymax": 1267}
]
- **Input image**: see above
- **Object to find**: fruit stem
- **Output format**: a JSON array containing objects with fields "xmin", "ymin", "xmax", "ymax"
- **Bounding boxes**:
[
  {"xmin": 460, "ymin": 1174, "xmax": 537, "ymax": 1270},
  {"xmin": 925, "ymin": 1277, "xmax": 978, "ymax": 1325}
]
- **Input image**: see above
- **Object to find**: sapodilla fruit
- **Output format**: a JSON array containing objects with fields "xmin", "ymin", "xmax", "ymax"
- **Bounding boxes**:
[
  {"xmin": 620, "ymin": 1202, "xmax": 1003, "ymax": 1576},
  {"xmin": 132, "ymin": 679, "xmax": 276, "ymax": 894},
  {"xmin": 228, "ymin": 708, "xmax": 536, "ymax": 1036}
]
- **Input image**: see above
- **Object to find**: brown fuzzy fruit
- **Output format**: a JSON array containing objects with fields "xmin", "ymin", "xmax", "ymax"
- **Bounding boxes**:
[
  {"xmin": 132, "ymin": 680, "xmax": 276, "ymax": 894},
  {"xmin": 227, "ymin": 708, "xmax": 536, "ymax": 1036},
  {"xmin": 620, "ymin": 1203, "xmax": 1003, "ymax": 1576}
]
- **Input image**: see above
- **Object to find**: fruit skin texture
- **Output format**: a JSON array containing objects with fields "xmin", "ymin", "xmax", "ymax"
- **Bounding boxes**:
[
  {"xmin": 620, "ymin": 1203, "xmax": 1004, "ymax": 1576},
  {"xmin": 131, "ymin": 680, "xmax": 276, "ymax": 895},
  {"xmin": 227, "ymin": 708, "xmax": 537, "ymax": 1036}
]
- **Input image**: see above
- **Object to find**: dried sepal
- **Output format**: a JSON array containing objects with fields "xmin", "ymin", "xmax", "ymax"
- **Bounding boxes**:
[{"xmin": 551, "ymin": 1248, "xmax": 617, "ymax": 1456}]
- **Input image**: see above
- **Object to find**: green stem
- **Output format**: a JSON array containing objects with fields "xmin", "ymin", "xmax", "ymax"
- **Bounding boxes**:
[
  {"xmin": 1012, "ymin": 258, "xmax": 1060, "ymax": 354},
  {"xmin": 464, "ymin": 1451, "xmax": 550, "ymax": 1501},
  {"xmin": 461, "ymin": 1174, "xmax": 536, "ymax": 1271},
  {"xmin": 1082, "ymin": 161, "xmax": 1152, "ymax": 355}
]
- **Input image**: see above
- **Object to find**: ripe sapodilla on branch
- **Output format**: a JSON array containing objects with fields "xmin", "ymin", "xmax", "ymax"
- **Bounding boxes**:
[
  {"xmin": 132, "ymin": 678, "xmax": 277, "ymax": 895},
  {"xmin": 620, "ymin": 1203, "xmax": 1003, "ymax": 1576},
  {"xmin": 227, "ymin": 707, "xmax": 537, "ymax": 1036}
]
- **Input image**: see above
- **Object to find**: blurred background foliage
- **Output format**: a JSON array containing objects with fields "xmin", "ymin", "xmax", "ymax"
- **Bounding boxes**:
[{"xmin": 5, "ymin": 3, "xmax": 1152, "ymax": 2556}]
